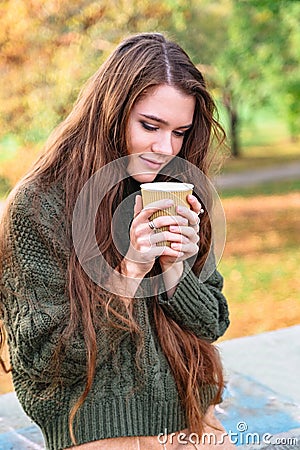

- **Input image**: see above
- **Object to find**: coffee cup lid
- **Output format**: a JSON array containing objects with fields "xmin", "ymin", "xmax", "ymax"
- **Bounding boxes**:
[{"xmin": 140, "ymin": 182, "xmax": 194, "ymax": 192}]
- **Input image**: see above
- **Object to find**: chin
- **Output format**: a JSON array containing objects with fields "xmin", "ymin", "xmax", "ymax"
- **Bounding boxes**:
[{"xmin": 130, "ymin": 172, "xmax": 158, "ymax": 183}]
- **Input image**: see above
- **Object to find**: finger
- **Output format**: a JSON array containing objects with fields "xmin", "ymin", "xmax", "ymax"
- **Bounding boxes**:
[
  {"xmin": 169, "ymin": 225, "xmax": 199, "ymax": 243},
  {"xmin": 170, "ymin": 241, "xmax": 199, "ymax": 254},
  {"xmin": 135, "ymin": 215, "xmax": 189, "ymax": 236},
  {"xmin": 176, "ymin": 205, "xmax": 200, "ymax": 226},
  {"xmin": 133, "ymin": 195, "xmax": 143, "ymax": 218},
  {"xmin": 138, "ymin": 199, "xmax": 174, "ymax": 221},
  {"xmin": 187, "ymin": 194, "xmax": 201, "ymax": 212},
  {"xmin": 190, "ymin": 216, "xmax": 200, "ymax": 227},
  {"xmin": 187, "ymin": 194, "xmax": 205, "ymax": 215},
  {"xmin": 153, "ymin": 246, "xmax": 185, "ymax": 259},
  {"xmin": 150, "ymin": 215, "xmax": 189, "ymax": 229},
  {"xmin": 149, "ymin": 231, "xmax": 190, "ymax": 246}
]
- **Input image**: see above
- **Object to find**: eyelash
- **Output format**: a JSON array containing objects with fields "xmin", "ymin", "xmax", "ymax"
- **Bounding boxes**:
[
  {"xmin": 141, "ymin": 122, "xmax": 158, "ymax": 132},
  {"xmin": 140, "ymin": 121, "xmax": 186, "ymax": 138}
]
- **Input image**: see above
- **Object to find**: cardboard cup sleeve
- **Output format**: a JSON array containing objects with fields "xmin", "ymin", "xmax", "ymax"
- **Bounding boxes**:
[{"xmin": 141, "ymin": 182, "xmax": 193, "ymax": 247}]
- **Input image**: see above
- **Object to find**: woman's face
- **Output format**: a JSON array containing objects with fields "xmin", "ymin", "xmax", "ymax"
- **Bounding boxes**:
[{"xmin": 126, "ymin": 84, "xmax": 195, "ymax": 183}]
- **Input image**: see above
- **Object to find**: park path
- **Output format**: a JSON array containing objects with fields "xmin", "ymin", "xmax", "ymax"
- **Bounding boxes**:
[
  {"xmin": 215, "ymin": 160, "xmax": 300, "ymax": 189},
  {"xmin": 0, "ymin": 159, "xmax": 299, "ymax": 222}
]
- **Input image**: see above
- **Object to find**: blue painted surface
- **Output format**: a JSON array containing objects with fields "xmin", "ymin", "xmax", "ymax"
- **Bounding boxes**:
[
  {"xmin": 0, "ymin": 425, "xmax": 44, "ymax": 450},
  {"xmin": 215, "ymin": 371, "xmax": 300, "ymax": 446},
  {"xmin": 0, "ymin": 390, "xmax": 45, "ymax": 450}
]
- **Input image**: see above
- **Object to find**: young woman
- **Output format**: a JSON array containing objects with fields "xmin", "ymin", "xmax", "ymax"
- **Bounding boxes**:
[{"xmin": 0, "ymin": 33, "xmax": 233, "ymax": 449}]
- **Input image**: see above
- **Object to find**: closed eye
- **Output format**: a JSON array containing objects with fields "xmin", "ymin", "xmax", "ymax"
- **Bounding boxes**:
[
  {"xmin": 140, "ymin": 120, "xmax": 190, "ymax": 138},
  {"xmin": 140, "ymin": 121, "xmax": 158, "ymax": 132},
  {"xmin": 173, "ymin": 130, "xmax": 186, "ymax": 138}
]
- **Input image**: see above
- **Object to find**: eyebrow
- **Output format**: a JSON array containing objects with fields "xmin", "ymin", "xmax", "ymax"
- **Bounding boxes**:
[{"xmin": 139, "ymin": 114, "xmax": 192, "ymax": 129}]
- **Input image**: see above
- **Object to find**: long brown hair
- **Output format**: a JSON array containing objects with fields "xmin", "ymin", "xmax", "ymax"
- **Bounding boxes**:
[{"xmin": 0, "ymin": 33, "xmax": 226, "ymax": 443}]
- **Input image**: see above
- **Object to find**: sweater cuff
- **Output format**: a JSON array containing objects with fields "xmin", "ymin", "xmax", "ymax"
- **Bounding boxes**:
[
  {"xmin": 158, "ymin": 261, "xmax": 207, "ymax": 320},
  {"xmin": 157, "ymin": 260, "xmax": 229, "ymax": 340}
]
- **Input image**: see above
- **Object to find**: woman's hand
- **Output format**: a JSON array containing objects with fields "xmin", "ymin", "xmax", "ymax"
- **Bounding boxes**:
[
  {"xmin": 122, "ymin": 195, "xmax": 189, "ymax": 279},
  {"xmin": 159, "ymin": 194, "xmax": 203, "ymax": 271},
  {"xmin": 122, "ymin": 194, "xmax": 204, "ymax": 279}
]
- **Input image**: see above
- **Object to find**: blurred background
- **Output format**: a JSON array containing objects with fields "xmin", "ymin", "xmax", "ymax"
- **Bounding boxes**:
[{"xmin": 0, "ymin": 0, "xmax": 299, "ymax": 394}]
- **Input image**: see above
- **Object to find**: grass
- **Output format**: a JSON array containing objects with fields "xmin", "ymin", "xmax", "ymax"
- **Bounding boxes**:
[
  {"xmin": 220, "ymin": 140, "xmax": 300, "ymax": 174},
  {"xmin": 0, "ymin": 176, "xmax": 12, "ymax": 199},
  {"xmin": 220, "ymin": 178, "xmax": 300, "ymax": 199},
  {"xmin": 219, "ymin": 192, "xmax": 300, "ymax": 341}
]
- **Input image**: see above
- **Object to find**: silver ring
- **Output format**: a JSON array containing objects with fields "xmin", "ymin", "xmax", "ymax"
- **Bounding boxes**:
[
  {"xmin": 191, "ymin": 217, "xmax": 200, "ymax": 226},
  {"xmin": 148, "ymin": 220, "xmax": 157, "ymax": 230}
]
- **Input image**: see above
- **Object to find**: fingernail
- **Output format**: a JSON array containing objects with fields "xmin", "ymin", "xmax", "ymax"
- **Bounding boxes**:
[
  {"xmin": 166, "ymin": 200, "xmax": 173, "ymax": 206},
  {"xmin": 177, "ymin": 205, "xmax": 184, "ymax": 212}
]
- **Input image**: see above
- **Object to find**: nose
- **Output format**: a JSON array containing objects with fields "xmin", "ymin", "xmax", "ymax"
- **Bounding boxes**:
[{"xmin": 152, "ymin": 132, "xmax": 174, "ymax": 155}]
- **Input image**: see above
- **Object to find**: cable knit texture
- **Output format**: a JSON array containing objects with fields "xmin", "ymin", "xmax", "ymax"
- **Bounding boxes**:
[{"xmin": 1, "ymin": 181, "xmax": 230, "ymax": 450}]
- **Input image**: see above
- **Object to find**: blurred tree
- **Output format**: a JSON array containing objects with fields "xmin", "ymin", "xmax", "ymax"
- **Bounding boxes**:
[
  {"xmin": 0, "ymin": 0, "xmax": 187, "ymax": 145},
  {"xmin": 0, "ymin": 0, "xmax": 299, "ymax": 163},
  {"xmin": 276, "ymin": 1, "xmax": 300, "ymax": 141},
  {"xmin": 168, "ymin": 0, "xmax": 276, "ymax": 157},
  {"xmin": 211, "ymin": 1, "xmax": 284, "ymax": 157},
  {"xmin": 0, "ymin": 0, "xmax": 110, "ymax": 143},
  {"xmin": 0, "ymin": 0, "xmax": 184, "ymax": 186},
  {"xmin": 219, "ymin": 0, "xmax": 300, "ymax": 155}
]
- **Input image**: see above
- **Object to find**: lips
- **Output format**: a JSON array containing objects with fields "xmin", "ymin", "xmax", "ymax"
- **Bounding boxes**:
[{"xmin": 139, "ymin": 156, "xmax": 164, "ymax": 167}]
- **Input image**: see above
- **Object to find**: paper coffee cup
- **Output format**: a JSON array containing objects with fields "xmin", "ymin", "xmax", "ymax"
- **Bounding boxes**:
[{"xmin": 140, "ymin": 182, "xmax": 194, "ymax": 246}]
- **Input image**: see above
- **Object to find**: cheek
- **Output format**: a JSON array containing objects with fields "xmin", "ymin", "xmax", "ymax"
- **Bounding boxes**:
[
  {"xmin": 128, "ymin": 129, "xmax": 150, "ymax": 154},
  {"xmin": 172, "ymin": 138, "xmax": 184, "ymax": 155},
  {"xmin": 127, "ymin": 122, "xmax": 140, "ymax": 154}
]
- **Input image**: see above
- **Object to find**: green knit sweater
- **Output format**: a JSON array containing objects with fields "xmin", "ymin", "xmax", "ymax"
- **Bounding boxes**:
[{"xmin": 1, "ymin": 181, "xmax": 230, "ymax": 450}]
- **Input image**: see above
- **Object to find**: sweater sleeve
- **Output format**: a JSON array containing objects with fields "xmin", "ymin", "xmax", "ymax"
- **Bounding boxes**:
[
  {"xmin": 157, "ymin": 260, "xmax": 230, "ymax": 341},
  {"xmin": 1, "ymin": 186, "xmax": 87, "ymax": 385}
]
